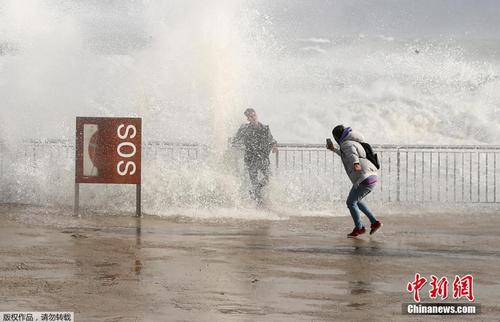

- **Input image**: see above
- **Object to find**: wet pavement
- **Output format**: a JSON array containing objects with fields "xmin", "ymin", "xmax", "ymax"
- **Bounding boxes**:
[{"xmin": 0, "ymin": 204, "xmax": 499, "ymax": 321}]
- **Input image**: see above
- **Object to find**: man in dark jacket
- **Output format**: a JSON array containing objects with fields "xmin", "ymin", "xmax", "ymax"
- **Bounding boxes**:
[{"xmin": 233, "ymin": 108, "xmax": 278, "ymax": 206}]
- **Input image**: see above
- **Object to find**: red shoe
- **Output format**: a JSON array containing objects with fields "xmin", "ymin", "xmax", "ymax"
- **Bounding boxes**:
[
  {"xmin": 370, "ymin": 221, "xmax": 382, "ymax": 235},
  {"xmin": 347, "ymin": 227, "xmax": 366, "ymax": 238}
]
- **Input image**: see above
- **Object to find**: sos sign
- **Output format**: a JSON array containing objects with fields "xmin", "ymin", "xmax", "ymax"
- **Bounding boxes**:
[{"xmin": 75, "ymin": 117, "xmax": 141, "ymax": 184}]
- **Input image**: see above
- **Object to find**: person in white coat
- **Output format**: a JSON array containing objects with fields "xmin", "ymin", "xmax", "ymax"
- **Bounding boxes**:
[{"xmin": 327, "ymin": 125, "xmax": 382, "ymax": 237}]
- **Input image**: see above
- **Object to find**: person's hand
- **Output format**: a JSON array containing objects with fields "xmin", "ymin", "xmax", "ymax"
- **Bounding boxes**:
[
  {"xmin": 353, "ymin": 163, "xmax": 362, "ymax": 172},
  {"xmin": 326, "ymin": 144, "xmax": 336, "ymax": 152}
]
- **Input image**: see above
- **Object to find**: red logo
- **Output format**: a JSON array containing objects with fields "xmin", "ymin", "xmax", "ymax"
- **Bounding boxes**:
[
  {"xmin": 407, "ymin": 273, "xmax": 427, "ymax": 302},
  {"xmin": 406, "ymin": 273, "xmax": 475, "ymax": 303},
  {"xmin": 453, "ymin": 275, "xmax": 474, "ymax": 301},
  {"xmin": 429, "ymin": 275, "xmax": 449, "ymax": 300}
]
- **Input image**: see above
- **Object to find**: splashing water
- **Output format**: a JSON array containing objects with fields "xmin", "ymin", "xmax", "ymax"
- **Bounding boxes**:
[{"xmin": 0, "ymin": 1, "xmax": 499, "ymax": 216}]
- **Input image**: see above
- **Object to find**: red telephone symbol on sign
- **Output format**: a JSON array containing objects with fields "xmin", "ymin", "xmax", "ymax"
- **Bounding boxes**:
[{"xmin": 88, "ymin": 131, "xmax": 99, "ymax": 169}]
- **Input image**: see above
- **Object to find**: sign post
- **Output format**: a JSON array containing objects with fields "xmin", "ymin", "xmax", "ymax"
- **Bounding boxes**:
[{"xmin": 75, "ymin": 117, "xmax": 142, "ymax": 217}]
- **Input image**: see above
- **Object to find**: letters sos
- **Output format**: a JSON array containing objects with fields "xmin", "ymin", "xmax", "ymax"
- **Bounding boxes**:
[{"xmin": 116, "ymin": 124, "xmax": 137, "ymax": 176}]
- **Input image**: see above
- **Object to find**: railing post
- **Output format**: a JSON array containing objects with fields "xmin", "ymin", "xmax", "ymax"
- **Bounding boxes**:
[
  {"xmin": 136, "ymin": 183, "xmax": 141, "ymax": 217},
  {"xmin": 0, "ymin": 141, "xmax": 3, "ymax": 181},
  {"xmin": 74, "ymin": 183, "xmax": 79, "ymax": 217},
  {"xmin": 397, "ymin": 148, "xmax": 401, "ymax": 202},
  {"xmin": 275, "ymin": 148, "xmax": 279, "ymax": 174},
  {"xmin": 478, "ymin": 152, "xmax": 481, "ymax": 202},
  {"xmin": 495, "ymin": 152, "xmax": 497, "ymax": 203},
  {"xmin": 74, "ymin": 136, "xmax": 80, "ymax": 217}
]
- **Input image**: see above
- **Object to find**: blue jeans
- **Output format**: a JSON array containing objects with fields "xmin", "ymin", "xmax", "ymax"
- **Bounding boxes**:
[{"xmin": 346, "ymin": 184, "xmax": 377, "ymax": 229}]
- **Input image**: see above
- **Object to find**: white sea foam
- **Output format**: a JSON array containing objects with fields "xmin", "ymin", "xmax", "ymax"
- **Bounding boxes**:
[{"xmin": 0, "ymin": 1, "xmax": 498, "ymax": 217}]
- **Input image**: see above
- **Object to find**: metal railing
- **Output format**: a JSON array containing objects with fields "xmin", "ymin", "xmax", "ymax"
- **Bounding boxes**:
[
  {"xmin": 272, "ymin": 144, "xmax": 500, "ymax": 204},
  {"xmin": 1, "ymin": 140, "xmax": 499, "ymax": 204}
]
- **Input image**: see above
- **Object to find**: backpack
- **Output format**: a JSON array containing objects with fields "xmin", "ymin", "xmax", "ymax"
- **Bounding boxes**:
[{"xmin": 360, "ymin": 142, "xmax": 380, "ymax": 169}]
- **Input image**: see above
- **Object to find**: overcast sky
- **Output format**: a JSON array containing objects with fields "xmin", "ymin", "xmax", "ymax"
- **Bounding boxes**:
[
  {"xmin": 41, "ymin": 0, "xmax": 495, "ymax": 57},
  {"xmin": 77, "ymin": 0, "xmax": 500, "ymax": 53},
  {"xmin": 260, "ymin": 0, "xmax": 500, "ymax": 40},
  {"xmin": 3, "ymin": 0, "xmax": 500, "ymax": 52}
]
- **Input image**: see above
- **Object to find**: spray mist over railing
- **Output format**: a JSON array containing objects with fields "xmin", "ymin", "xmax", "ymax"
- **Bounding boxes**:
[{"xmin": 0, "ymin": 141, "xmax": 498, "ymax": 218}]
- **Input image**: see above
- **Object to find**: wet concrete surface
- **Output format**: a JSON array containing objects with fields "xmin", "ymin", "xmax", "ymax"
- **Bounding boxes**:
[{"xmin": 0, "ymin": 204, "xmax": 499, "ymax": 321}]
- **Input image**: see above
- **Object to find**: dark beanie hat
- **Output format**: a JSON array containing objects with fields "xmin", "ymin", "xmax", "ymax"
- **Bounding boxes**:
[{"xmin": 332, "ymin": 125, "xmax": 345, "ymax": 143}]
